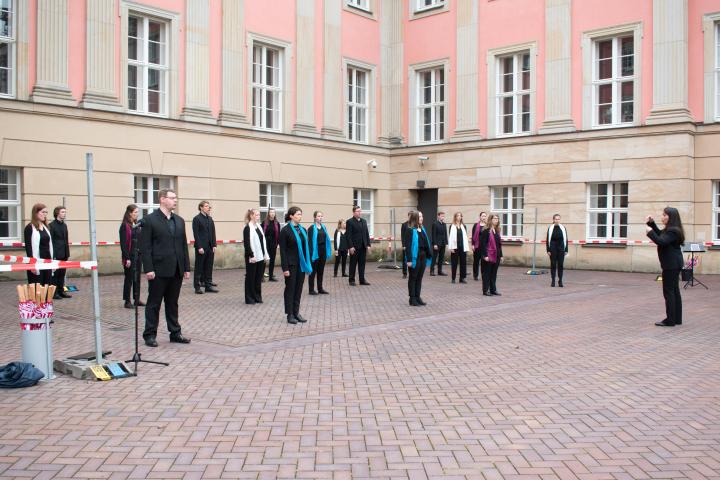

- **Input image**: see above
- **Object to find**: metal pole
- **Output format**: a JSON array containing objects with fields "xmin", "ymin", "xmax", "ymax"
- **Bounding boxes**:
[
  {"xmin": 531, "ymin": 207, "xmax": 538, "ymax": 271},
  {"xmin": 86, "ymin": 153, "xmax": 103, "ymax": 364},
  {"xmin": 391, "ymin": 208, "xmax": 397, "ymax": 267}
]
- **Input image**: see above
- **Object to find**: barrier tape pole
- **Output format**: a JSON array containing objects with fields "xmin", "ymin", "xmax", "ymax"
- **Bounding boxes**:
[{"xmin": 86, "ymin": 153, "xmax": 103, "ymax": 365}]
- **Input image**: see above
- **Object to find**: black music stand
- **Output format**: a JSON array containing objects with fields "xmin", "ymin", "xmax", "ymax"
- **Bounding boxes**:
[{"xmin": 682, "ymin": 242, "xmax": 708, "ymax": 290}]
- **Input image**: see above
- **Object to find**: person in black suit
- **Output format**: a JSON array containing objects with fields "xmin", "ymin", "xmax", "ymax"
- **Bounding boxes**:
[
  {"xmin": 346, "ymin": 205, "xmax": 372, "ymax": 286},
  {"xmin": 280, "ymin": 206, "xmax": 313, "ymax": 324},
  {"xmin": 24, "ymin": 203, "xmax": 53, "ymax": 286},
  {"xmin": 479, "ymin": 214, "xmax": 503, "ymax": 296},
  {"xmin": 471, "ymin": 212, "xmax": 487, "ymax": 281},
  {"xmin": 547, "ymin": 214, "xmax": 568, "ymax": 287},
  {"xmin": 140, "ymin": 189, "xmax": 191, "ymax": 347},
  {"xmin": 430, "ymin": 211, "xmax": 448, "ymax": 276},
  {"xmin": 192, "ymin": 201, "xmax": 218, "ymax": 294},
  {"xmin": 49, "ymin": 206, "xmax": 72, "ymax": 299},
  {"xmin": 333, "ymin": 219, "xmax": 348, "ymax": 277},
  {"xmin": 307, "ymin": 211, "xmax": 331, "ymax": 295},
  {"xmin": 646, "ymin": 207, "xmax": 685, "ymax": 327},
  {"xmin": 120, "ymin": 204, "xmax": 145, "ymax": 309},
  {"xmin": 400, "ymin": 211, "xmax": 413, "ymax": 279},
  {"xmin": 243, "ymin": 208, "xmax": 269, "ymax": 304},
  {"xmin": 262, "ymin": 208, "xmax": 281, "ymax": 282},
  {"xmin": 402, "ymin": 211, "xmax": 432, "ymax": 307}
]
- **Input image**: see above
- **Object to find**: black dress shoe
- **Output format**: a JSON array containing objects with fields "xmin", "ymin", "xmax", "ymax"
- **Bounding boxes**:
[
  {"xmin": 349, "ymin": 281, "xmax": 356, "ymax": 286},
  {"xmin": 309, "ymin": 290, "xmax": 318, "ymax": 295},
  {"xmin": 295, "ymin": 314, "xmax": 308, "ymax": 323},
  {"xmin": 124, "ymin": 301, "xmax": 133, "ymax": 309},
  {"xmin": 409, "ymin": 297, "xmax": 419, "ymax": 306},
  {"xmin": 360, "ymin": 281, "xmax": 371, "ymax": 286},
  {"xmin": 342, "ymin": 274, "xmax": 349, "ymax": 277},
  {"xmin": 558, "ymin": 281, "xmax": 564, "ymax": 288},
  {"xmin": 135, "ymin": 300, "xmax": 146, "ymax": 307},
  {"xmin": 473, "ymin": 277, "xmax": 479, "ymax": 281},
  {"xmin": 209, "ymin": 282, "xmax": 218, "ymax": 287},
  {"xmin": 402, "ymin": 274, "xmax": 407, "ymax": 279},
  {"xmin": 195, "ymin": 288, "xmax": 204, "ymax": 294},
  {"xmin": 245, "ymin": 299, "xmax": 256, "ymax": 305},
  {"xmin": 483, "ymin": 292, "xmax": 491, "ymax": 296},
  {"xmin": 430, "ymin": 272, "xmax": 436, "ymax": 276},
  {"xmin": 287, "ymin": 315, "xmax": 298, "ymax": 324},
  {"xmin": 144, "ymin": 338, "xmax": 158, "ymax": 347},
  {"xmin": 438, "ymin": 272, "xmax": 448, "ymax": 276},
  {"xmin": 491, "ymin": 291, "xmax": 502, "ymax": 296},
  {"xmin": 254, "ymin": 298, "xmax": 263, "ymax": 304},
  {"xmin": 451, "ymin": 279, "xmax": 456, "ymax": 284},
  {"xmin": 318, "ymin": 290, "xmax": 330, "ymax": 295},
  {"xmin": 459, "ymin": 279, "xmax": 467, "ymax": 284},
  {"xmin": 205, "ymin": 286, "xmax": 219, "ymax": 293},
  {"xmin": 416, "ymin": 297, "xmax": 426, "ymax": 306},
  {"xmin": 59, "ymin": 292, "xmax": 72, "ymax": 298},
  {"xmin": 551, "ymin": 280, "xmax": 556, "ymax": 287},
  {"xmin": 655, "ymin": 321, "xmax": 675, "ymax": 327},
  {"xmin": 169, "ymin": 334, "xmax": 191, "ymax": 344},
  {"xmin": 53, "ymin": 294, "xmax": 63, "ymax": 300},
  {"xmin": 269, "ymin": 278, "xmax": 278, "ymax": 282}
]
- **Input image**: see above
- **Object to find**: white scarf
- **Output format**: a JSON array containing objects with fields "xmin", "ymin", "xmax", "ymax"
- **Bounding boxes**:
[
  {"xmin": 248, "ymin": 222, "xmax": 269, "ymax": 262},
  {"xmin": 448, "ymin": 224, "xmax": 470, "ymax": 252},
  {"xmin": 31, "ymin": 224, "xmax": 54, "ymax": 274},
  {"xmin": 547, "ymin": 223, "xmax": 568, "ymax": 250}
]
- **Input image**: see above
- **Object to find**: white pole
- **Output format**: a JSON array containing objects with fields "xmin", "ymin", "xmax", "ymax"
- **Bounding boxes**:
[
  {"xmin": 86, "ymin": 153, "xmax": 103, "ymax": 363},
  {"xmin": 531, "ymin": 207, "xmax": 538, "ymax": 270}
]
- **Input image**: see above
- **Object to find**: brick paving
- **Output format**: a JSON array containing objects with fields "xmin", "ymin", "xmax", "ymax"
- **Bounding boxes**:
[{"xmin": 0, "ymin": 265, "xmax": 718, "ymax": 479}]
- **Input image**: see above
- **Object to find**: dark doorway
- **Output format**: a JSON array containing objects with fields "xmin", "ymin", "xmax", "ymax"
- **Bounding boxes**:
[{"xmin": 415, "ymin": 188, "xmax": 438, "ymax": 226}]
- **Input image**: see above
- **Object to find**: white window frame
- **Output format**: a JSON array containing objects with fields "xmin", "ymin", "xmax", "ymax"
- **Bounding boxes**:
[
  {"xmin": 133, "ymin": 175, "xmax": 174, "ymax": 219},
  {"xmin": 713, "ymin": 180, "xmax": 720, "ymax": 241},
  {"xmin": 410, "ymin": 60, "xmax": 448, "ymax": 145},
  {"xmin": 347, "ymin": 65, "xmax": 369, "ymax": 144},
  {"xmin": 704, "ymin": 14, "xmax": 720, "ymax": 123},
  {"xmin": 0, "ymin": 167, "xmax": 21, "ymax": 241},
  {"xmin": 414, "ymin": 0, "xmax": 444, "ymax": 13},
  {"xmin": 496, "ymin": 52, "xmax": 532, "ymax": 136},
  {"xmin": 251, "ymin": 42, "xmax": 283, "ymax": 132},
  {"xmin": 259, "ymin": 183, "xmax": 287, "ymax": 223},
  {"xmin": 591, "ymin": 35, "xmax": 635, "ymax": 128},
  {"xmin": 491, "ymin": 186, "xmax": 524, "ymax": 238},
  {"xmin": 353, "ymin": 189, "xmax": 374, "ymax": 236},
  {"xmin": 582, "ymin": 23, "xmax": 642, "ymax": 130},
  {"xmin": 586, "ymin": 182, "xmax": 629, "ymax": 240},
  {"xmin": 0, "ymin": 0, "xmax": 16, "ymax": 98},
  {"xmin": 126, "ymin": 14, "xmax": 169, "ymax": 116},
  {"xmin": 346, "ymin": 0, "xmax": 369, "ymax": 12}
]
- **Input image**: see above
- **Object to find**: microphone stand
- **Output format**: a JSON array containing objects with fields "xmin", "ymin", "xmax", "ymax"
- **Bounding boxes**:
[{"xmin": 127, "ymin": 222, "xmax": 169, "ymax": 374}]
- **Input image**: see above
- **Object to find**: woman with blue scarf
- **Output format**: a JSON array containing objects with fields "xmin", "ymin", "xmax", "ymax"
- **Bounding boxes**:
[
  {"xmin": 307, "ymin": 211, "xmax": 332, "ymax": 295},
  {"xmin": 279, "ymin": 206, "xmax": 313, "ymax": 324},
  {"xmin": 401, "ymin": 211, "xmax": 432, "ymax": 307}
]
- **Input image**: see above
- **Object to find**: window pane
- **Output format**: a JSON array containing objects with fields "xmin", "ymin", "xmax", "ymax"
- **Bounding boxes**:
[
  {"xmin": 598, "ymin": 83, "xmax": 612, "ymax": 104},
  {"xmin": 621, "ymin": 81, "xmax": 633, "ymax": 102},
  {"xmin": 0, "ymin": 4, "xmax": 11, "ymax": 37},
  {"xmin": 598, "ymin": 104, "xmax": 612, "ymax": 125}
]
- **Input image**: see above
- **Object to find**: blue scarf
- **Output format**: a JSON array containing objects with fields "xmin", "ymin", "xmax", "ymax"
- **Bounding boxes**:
[
  {"xmin": 310, "ymin": 223, "xmax": 332, "ymax": 261},
  {"xmin": 290, "ymin": 223, "xmax": 313, "ymax": 273},
  {"xmin": 410, "ymin": 226, "xmax": 432, "ymax": 268}
]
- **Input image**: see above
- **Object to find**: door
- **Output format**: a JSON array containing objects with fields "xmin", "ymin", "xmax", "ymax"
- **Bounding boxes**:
[{"xmin": 415, "ymin": 188, "xmax": 438, "ymax": 227}]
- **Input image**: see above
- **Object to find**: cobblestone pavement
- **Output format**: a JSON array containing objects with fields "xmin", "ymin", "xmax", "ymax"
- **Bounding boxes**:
[{"xmin": 0, "ymin": 265, "xmax": 719, "ymax": 479}]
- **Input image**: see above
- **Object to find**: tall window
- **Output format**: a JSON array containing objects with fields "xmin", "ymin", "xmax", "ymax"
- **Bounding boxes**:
[
  {"xmin": 134, "ymin": 175, "xmax": 174, "ymax": 218},
  {"xmin": 715, "ymin": 23, "xmax": 720, "ymax": 120},
  {"xmin": 497, "ymin": 52, "xmax": 530, "ymax": 135},
  {"xmin": 252, "ymin": 44, "xmax": 282, "ymax": 131},
  {"xmin": 491, "ymin": 186, "xmax": 524, "ymax": 237},
  {"xmin": 593, "ymin": 35, "xmax": 634, "ymax": 127},
  {"xmin": 587, "ymin": 182, "xmax": 628, "ymax": 239},
  {"xmin": 259, "ymin": 183, "xmax": 287, "ymax": 222},
  {"xmin": 353, "ymin": 189, "xmax": 374, "ymax": 235},
  {"xmin": 127, "ymin": 15, "xmax": 168, "ymax": 116},
  {"xmin": 713, "ymin": 181, "xmax": 720, "ymax": 241},
  {"xmin": 347, "ymin": 66, "xmax": 368, "ymax": 143},
  {"xmin": 415, "ymin": 0, "xmax": 444, "ymax": 12},
  {"xmin": 0, "ymin": 0, "xmax": 15, "ymax": 97},
  {"xmin": 0, "ymin": 167, "xmax": 20, "ymax": 240},
  {"xmin": 347, "ymin": 0, "xmax": 369, "ymax": 11},
  {"xmin": 417, "ymin": 67, "xmax": 445, "ymax": 143}
]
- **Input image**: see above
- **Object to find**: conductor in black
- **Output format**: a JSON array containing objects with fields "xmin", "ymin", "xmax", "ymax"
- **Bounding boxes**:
[
  {"xmin": 346, "ymin": 205, "xmax": 372, "ymax": 286},
  {"xmin": 140, "ymin": 189, "xmax": 191, "ymax": 347}
]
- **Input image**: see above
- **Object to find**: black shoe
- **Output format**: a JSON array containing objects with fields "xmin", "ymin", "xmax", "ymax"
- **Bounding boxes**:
[
  {"xmin": 473, "ymin": 277, "xmax": 478, "ymax": 281},
  {"xmin": 245, "ymin": 299, "xmax": 256, "ymax": 305},
  {"xmin": 551, "ymin": 280, "xmax": 556, "ymax": 287},
  {"xmin": 295, "ymin": 314, "xmax": 308, "ymax": 323},
  {"xmin": 205, "ymin": 286, "xmax": 219, "ymax": 293},
  {"xmin": 360, "ymin": 281, "xmax": 370, "ymax": 286},
  {"xmin": 287, "ymin": 314, "xmax": 298, "ymax": 324},
  {"xmin": 409, "ymin": 297, "xmax": 419, "ymax": 307},
  {"xmin": 124, "ymin": 301, "xmax": 133, "ymax": 309},
  {"xmin": 135, "ymin": 300, "xmax": 146, "ymax": 307},
  {"xmin": 438, "ymin": 272, "xmax": 448, "ymax": 276},
  {"xmin": 254, "ymin": 298, "xmax": 263, "ymax": 304},
  {"xmin": 342, "ymin": 274, "xmax": 349, "ymax": 277},
  {"xmin": 169, "ymin": 334, "xmax": 191, "ymax": 344},
  {"xmin": 451, "ymin": 279, "xmax": 456, "ymax": 284},
  {"xmin": 459, "ymin": 279, "xmax": 467, "ymax": 284},
  {"xmin": 334, "ymin": 274, "xmax": 338, "ymax": 277},
  {"xmin": 318, "ymin": 290, "xmax": 330, "ymax": 295},
  {"xmin": 430, "ymin": 272, "xmax": 436, "ymax": 276},
  {"xmin": 144, "ymin": 338, "xmax": 158, "ymax": 347},
  {"xmin": 195, "ymin": 288, "xmax": 204, "ymax": 294},
  {"xmin": 483, "ymin": 292, "xmax": 491, "ymax": 296},
  {"xmin": 402, "ymin": 274, "xmax": 407, "ymax": 279},
  {"xmin": 655, "ymin": 321, "xmax": 675, "ymax": 327},
  {"xmin": 309, "ymin": 290, "xmax": 318, "ymax": 295},
  {"xmin": 209, "ymin": 282, "xmax": 218, "ymax": 287},
  {"xmin": 349, "ymin": 281, "xmax": 356, "ymax": 286},
  {"xmin": 558, "ymin": 281, "xmax": 564, "ymax": 288},
  {"xmin": 491, "ymin": 291, "xmax": 501, "ymax": 296},
  {"xmin": 416, "ymin": 297, "xmax": 426, "ymax": 306},
  {"xmin": 53, "ymin": 294, "xmax": 63, "ymax": 300},
  {"xmin": 59, "ymin": 292, "xmax": 72, "ymax": 299},
  {"xmin": 269, "ymin": 277, "xmax": 278, "ymax": 282}
]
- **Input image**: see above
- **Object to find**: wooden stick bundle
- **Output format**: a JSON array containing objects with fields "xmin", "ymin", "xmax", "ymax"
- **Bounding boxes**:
[{"xmin": 16, "ymin": 283, "xmax": 56, "ymax": 304}]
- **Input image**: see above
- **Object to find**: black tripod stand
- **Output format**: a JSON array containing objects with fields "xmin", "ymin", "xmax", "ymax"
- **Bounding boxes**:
[
  {"xmin": 126, "ymin": 222, "xmax": 169, "ymax": 373},
  {"xmin": 682, "ymin": 244, "xmax": 708, "ymax": 290}
]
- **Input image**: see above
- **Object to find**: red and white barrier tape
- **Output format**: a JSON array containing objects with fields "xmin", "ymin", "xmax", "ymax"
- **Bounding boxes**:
[
  {"xmin": 1, "ymin": 255, "xmax": 58, "ymax": 264},
  {"xmin": 0, "ymin": 260, "xmax": 97, "ymax": 272}
]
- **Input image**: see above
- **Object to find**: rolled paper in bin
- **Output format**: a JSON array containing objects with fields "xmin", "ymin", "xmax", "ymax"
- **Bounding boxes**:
[{"xmin": 17, "ymin": 283, "xmax": 55, "ymax": 380}]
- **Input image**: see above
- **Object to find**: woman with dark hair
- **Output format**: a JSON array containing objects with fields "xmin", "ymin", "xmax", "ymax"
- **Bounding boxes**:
[
  {"xmin": 243, "ymin": 208, "xmax": 269, "ymax": 304},
  {"xmin": 402, "ymin": 211, "xmax": 432, "ymax": 306},
  {"xmin": 307, "ymin": 211, "xmax": 332, "ymax": 295},
  {"xmin": 279, "ymin": 206, "xmax": 313, "ymax": 324},
  {"xmin": 333, "ymin": 219, "xmax": 348, "ymax": 277},
  {"xmin": 646, "ymin": 207, "xmax": 685, "ymax": 327},
  {"xmin": 262, "ymin": 208, "xmax": 281, "ymax": 282},
  {"xmin": 24, "ymin": 203, "xmax": 53, "ymax": 285},
  {"xmin": 480, "ymin": 214, "xmax": 503, "ymax": 296},
  {"xmin": 547, "ymin": 214, "xmax": 568, "ymax": 287},
  {"xmin": 119, "ymin": 204, "xmax": 145, "ymax": 308},
  {"xmin": 448, "ymin": 212, "xmax": 469, "ymax": 284}
]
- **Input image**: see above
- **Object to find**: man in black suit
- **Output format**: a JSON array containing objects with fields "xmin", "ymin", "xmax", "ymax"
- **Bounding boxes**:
[
  {"xmin": 192, "ymin": 200, "xmax": 218, "ymax": 294},
  {"xmin": 140, "ymin": 189, "xmax": 191, "ymax": 347},
  {"xmin": 400, "ymin": 211, "xmax": 413, "ymax": 279},
  {"xmin": 430, "ymin": 211, "xmax": 448, "ymax": 276},
  {"xmin": 346, "ymin": 205, "xmax": 371, "ymax": 286},
  {"xmin": 49, "ymin": 206, "xmax": 72, "ymax": 299}
]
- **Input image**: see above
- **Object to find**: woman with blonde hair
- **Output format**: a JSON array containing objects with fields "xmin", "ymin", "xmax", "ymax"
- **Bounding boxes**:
[
  {"xmin": 447, "ymin": 212, "xmax": 469, "ymax": 284},
  {"xmin": 307, "ymin": 211, "xmax": 332, "ymax": 295},
  {"xmin": 479, "ymin": 214, "xmax": 503, "ymax": 296},
  {"xmin": 242, "ymin": 208, "xmax": 269, "ymax": 304},
  {"xmin": 333, "ymin": 219, "xmax": 348, "ymax": 277},
  {"xmin": 24, "ymin": 203, "xmax": 54, "ymax": 285}
]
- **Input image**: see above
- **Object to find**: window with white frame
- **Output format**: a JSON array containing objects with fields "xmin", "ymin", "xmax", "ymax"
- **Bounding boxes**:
[
  {"xmin": 347, "ymin": 0, "xmax": 369, "ymax": 11},
  {"xmin": 417, "ymin": 67, "xmax": 445, "ymax": 143},
  {"xmin": 593, "ymin": 35, "xmax": 634, "ymax": 127},
  {"xmin": 252, "ymin": 43, "xmax": 282, "ymax": 131},
  {"xmin": 127, "ymin": 14, "xmax": 168, "ymax": 116},
  {"xmin": 0, "ymin": 167, "xmax": 21, "ymax": 240},
  {"xmin": 713, "ymin": 180, "xmax": 720, "ymax": 241},
  {"xmin": 259, "ymin": 183, "xmax": 287, "ymax": 223},
  {"xmin": 587, "ymin": 182, "xmax": 628, "ymax": 239},
  {"xmin": 134, "ymin": 175, "xmax": 174, "ymax": 218},
  {"xmin": 0, "ymin": 0, "xmax": 15, "ymax": 97},
  {"xmin": 347, "ymin": 66, "xmax": 368, "ymax": 143},
  {"xmin": 497, "ymin": 52, "xmax": 531, "ymax": 136},
  {"xmin": 491, "ymin": 186, "xmax": 524, "ymax": 237},
  {"xmin": 415, "ymin": 0, "xmax": 444, "ymax": 12},
  {"xmin": 353, "ymin": 189, "xmax": 374, "ymax": 235},
  {"xmin": 715, "ymin": 23, "xmax": 720, "ymax": 120}
]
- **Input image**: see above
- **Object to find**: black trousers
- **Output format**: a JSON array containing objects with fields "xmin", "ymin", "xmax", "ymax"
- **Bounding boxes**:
[
  {"xmin": 549, "ymin": 247, "xmax": 566, "ymax": 281},
  {"xmin": 267, "ymin": 244, "xmax": 278, "ymax": 279},
  {"xmin": 482, "ymin": 261, "xmax": 499, "ymax": 294},
  {"xmin": 143, "ymin": 271, "xmax": 183, "ymax": 340},
  {"xmin": 123, "ymin": 265, "xmax": 140, "ymax": 302},
  {"xmin": 349, "ymin": 247, "xmax": 367, "ymax": 282},
  {"xmin": 451, "ymin": 251, "xmax": 467, "ymax": 281},
  {"xmin": 662, "ymin": 268, "xmax": 682, "ymax": 325},
  {"xmin": 402, "ymin": 248, "xmax": 408, "ymax": 276},
  {"xmin": 480, "ymin": 259, "xmax": 490, "ymax": 293},
  {"xmin": 309, "ymin": 256, "xmax": 326, "ymax": 292},
  {"xmin": 472, "ymin": 249, "xmax": 482, "ymax": 279},
  {"xmin": 431, "ymin": 246, "xmax": 446, "ymax": 274},
  {"xmin": 334, "ymin": 250, "xmax": 347, "ymax": 276},
  {"xmin": 193, "ymin": 248, "xmax": 214, "ymax": 289},
  {"xmin": 283, "ymin": 264, "xmax": 305, "ymax": 316},
  {"xmin": 27, "ymin": 269, "xmax": 52, "ymax": 286},
  {"xmin": 245, "ymin": 260, "xmax": 265, "ymax": 303},
  {"xmin": 408, "ymin": 252, "xmax": 427, "ymax": 299},
  {"xmin": 53, "ymin": 268, "xmax": 67, "ymax": 292}
]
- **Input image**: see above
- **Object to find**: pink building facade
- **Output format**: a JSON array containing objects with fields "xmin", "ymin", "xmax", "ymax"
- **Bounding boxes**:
[{"xmin": 1, "ymin": 0, "xmax": 720, "ymax": 273}]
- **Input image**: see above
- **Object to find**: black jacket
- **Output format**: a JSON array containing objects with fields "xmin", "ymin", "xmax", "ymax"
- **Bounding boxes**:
[
  {"xmin": 346, "ymin": 216, "xmax": 371, "ymax": 249},
  {"xmin": 243, "ymin": 224, "xmax": 267, "ymax": 260},
  {"xmin": 140, "ymin": 209, "xmax": 190, "ymax": 277},
  {"xmin": 646, "ymin": 221, "xmax": 683, "ymax": 270},
  {"xmin": 334, "ymin": 229, "xmax": 348, "ymax": 251},
  {"xmin": 48, "ymin": 220, "xmax": 69, "ymax": 260},
  {"xmin": 479, "ymin": 228, "xmax": 503, "ymax": 261},
  {"xmin": 307, "ymin": 224, "xmax": 328, "ymax": 260},
  {"xmin": 279, "ymin": 223, "xmax": 308, "ymax": 271},
  {"xmin": 192, "ymin": 212, "xmax": 216, "ymax": 250},
  {"xmin": 24, "ymin": 223, "xmax": 52, "ymax": 259},
  {"xmin": 431, "ymin": 220, "xmax": 448, "ymax": 247},
  {"xmin": 402, "ymin": 226, "xmax": 431, "ymax": 259},
  {"xmin": 119, "ymin": 221, "xmax": 136, "ymax": 264},
  {"xmin": 400, "ymin": 221, "xmax": 409, "ymax": 249}
]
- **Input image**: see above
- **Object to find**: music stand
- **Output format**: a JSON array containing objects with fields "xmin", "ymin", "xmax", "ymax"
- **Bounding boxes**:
[{"xmin": 682, "ymin": 242, "xmax": 708, "ymax": 290}]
